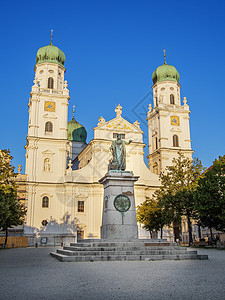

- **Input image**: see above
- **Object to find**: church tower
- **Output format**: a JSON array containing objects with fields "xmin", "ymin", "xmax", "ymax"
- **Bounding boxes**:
[
  {"xmin": 147, "ymin": 52, "xmax": 193, "ymax": 175},
  {"xmin": 24, "ymin": 35, "xmax": 72, "ymax": 239},
  {"xmin": 25, "ymin": 34, "xmax": 70, "ymax": 183}
]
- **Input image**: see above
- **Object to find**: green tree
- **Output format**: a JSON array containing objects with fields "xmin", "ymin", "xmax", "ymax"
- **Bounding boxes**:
[
  {"xmin": 195, "ymin": 155, "xmax": 225, "ymax": 236},
  {"xmin": 0, "ymin": 149, "xmax": 16, "ymax": 183},
  {"xmin": 156, "ymin": 152, "xmax": 205, "ymax": 244},
  {"xmin": 137, "ymin": 198, "xmax": 165, "ymax": 238},
  {"xmin": 0, "ymin": 150, "xmax": 26, "ymax": 246}
]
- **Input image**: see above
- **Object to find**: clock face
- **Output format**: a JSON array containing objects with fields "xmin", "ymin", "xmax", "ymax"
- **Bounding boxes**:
[
  {"xmin": 44, "ymin": 101, "xmax": 55, "ymax": 112},
  {"xmin": 171, "ymin": 116, "xmax": 180, "ymax": 126},
  {"xmin": 114, "ymin": 194, "xmax": 131, "ymax": 212}
]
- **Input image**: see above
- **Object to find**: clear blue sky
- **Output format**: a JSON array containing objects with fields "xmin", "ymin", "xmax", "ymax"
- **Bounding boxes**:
[{"xmin": 1, "ymin": 0, "xmax": 224, "ymax": 172}]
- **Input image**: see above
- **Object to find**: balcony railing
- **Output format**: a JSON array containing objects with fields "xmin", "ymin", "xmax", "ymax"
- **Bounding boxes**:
[{"xmin": 40, "ymin": 88, "xmax": 64, "ymax": 95}]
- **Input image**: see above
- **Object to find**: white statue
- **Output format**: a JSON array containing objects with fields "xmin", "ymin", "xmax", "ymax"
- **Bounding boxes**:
[
  {"xmin": 115, "ymin": 104, "xmax": 122, "ymax": 117},
  {"xmin": 44, "ymin": 158, "xmax": 51, "ymax": 171},
  {"xmin": 98, "ymin": 116, "xmax": 106, "ymax": 126},
  {"xmin": 133, "ymin": 120, "xmax": 140, "ymax": 127}
]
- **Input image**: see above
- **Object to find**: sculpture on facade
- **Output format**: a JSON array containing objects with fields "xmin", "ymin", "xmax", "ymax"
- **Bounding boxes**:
[
  {"xmin": 109, "ymin": 134, "xmax": 132, "ymax": 171},
  {"xmin": 44, "ymin": 158, "xmax": 51, "ymax": 171}
]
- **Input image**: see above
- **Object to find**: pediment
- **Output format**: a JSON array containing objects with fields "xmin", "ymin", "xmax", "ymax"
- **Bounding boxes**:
[
  {"xmin": 95, "ymin": 116, "xmax": 143, "ymax": 134},
  {"xmin": 41, "ymin": 150, "xmax": 55, "ymax": 156}
]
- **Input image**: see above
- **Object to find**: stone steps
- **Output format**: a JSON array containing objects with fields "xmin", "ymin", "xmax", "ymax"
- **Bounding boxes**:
[
  {"xmin": 57, "ymin": 249, "xmax": 198, "ymax": 256},
  {"xmin": 51, "ymin": 252, "xmax": 207, "ymax": 262},
  {"xmin": 50, "ymin": 239, "xmax": 208, "ymax": 262},
  {"xmin": 70, "ymin": 240, "xmax": 170, "ymax": 248},
  {"xmin": 63, "ymin": 246, "xmax": 183, "ymax": 252}
]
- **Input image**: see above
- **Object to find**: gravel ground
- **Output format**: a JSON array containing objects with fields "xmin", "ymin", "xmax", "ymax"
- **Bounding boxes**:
[{"xmin": 0, "ymin": 247, "xmax": 224, "ymax": 300}]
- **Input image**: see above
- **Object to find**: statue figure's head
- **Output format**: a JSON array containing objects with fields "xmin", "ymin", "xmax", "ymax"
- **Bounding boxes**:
[{"xmin": 117, "ymin": 134, "xmax": 121, "ymax": 140}]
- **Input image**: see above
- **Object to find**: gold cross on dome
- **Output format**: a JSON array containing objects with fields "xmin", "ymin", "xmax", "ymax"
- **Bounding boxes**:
[
  {"xmin": 50, "ymin": 29, "xmax": 53, "ymax": 44},
  {"xmin": 163, "ymin": 49, "xmax": 166, "ymax": 63}
]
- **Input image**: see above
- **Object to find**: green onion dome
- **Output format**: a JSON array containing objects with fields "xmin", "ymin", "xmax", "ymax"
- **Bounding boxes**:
[
  {"xmin": 36, "ymin": 41, "xmax": 65, "ymax": 67},
  {"xmin": 152, "ymin": 62, "xmax": 180, "ymax": 85},
  {"xmin": 67, "ymin": 116, "xmax": 87, "ymax": 143}
]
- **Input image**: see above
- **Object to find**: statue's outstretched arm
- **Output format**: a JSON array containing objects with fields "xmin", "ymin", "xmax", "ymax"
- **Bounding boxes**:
[{"xmin": 124, "ymin": 140, "xmax": 132, "ymax": 145}]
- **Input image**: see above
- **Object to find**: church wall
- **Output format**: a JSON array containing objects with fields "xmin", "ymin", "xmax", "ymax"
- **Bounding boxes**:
[
  {"xmin": 25, "ymin": 181, "xmax": 105, "ymax": 239},
  {"xmin": 69, "ymin": 141, "xmax": 87, "ymax": 162},
  {"xmin": 26, "ymin": 138, "xmax": 68, "ymax": 183}
]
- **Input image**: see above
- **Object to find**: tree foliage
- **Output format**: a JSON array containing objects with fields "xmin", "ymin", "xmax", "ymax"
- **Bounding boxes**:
[
  {"xmin": 0, "ymin": 149, "xmax": 26, "ymax": 246},
  {"xmin": 137, "ymin": 153, "xmax": 205, "ymax": 242},
  {"xmin": 0, "ymin": 150, "xmax": 16, "ymax": 184},
  {"xmin": 195, "ymin": 155, "xmax": 225, "ymax": 232},
  {"xmin": 0, "ymin": 185, "xmax": 26, "ymax": 230},
  {"xmin": 157, "ymin": 153, "xmax": 204, "ymax": 197},
  {"xmin": 155, "ymin": 152, "xmax": 205, "ymax": 244},
  {"xmin": 137, "ymin": 198, "xmax": 165, "ymax": 238}
]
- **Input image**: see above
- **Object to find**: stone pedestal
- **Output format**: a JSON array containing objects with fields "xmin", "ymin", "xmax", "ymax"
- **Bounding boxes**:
[{"xmin": 99, "ymin": 171, "xmax": 139, "ymax": 240}]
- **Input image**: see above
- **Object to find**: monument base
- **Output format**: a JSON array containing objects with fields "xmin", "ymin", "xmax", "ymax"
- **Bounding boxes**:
[
  {"xmin": 99, "ymin": 170, "xmax": 139, "ymax": 240},
  {"xmin": 101, "ymin": 224, "xmax": 138, "ymax": 240}
]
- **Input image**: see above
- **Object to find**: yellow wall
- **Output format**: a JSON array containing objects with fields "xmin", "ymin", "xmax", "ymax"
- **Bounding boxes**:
[{"xmin": 0, "ymin": 236, "xmax": 28, "ymax": 248}]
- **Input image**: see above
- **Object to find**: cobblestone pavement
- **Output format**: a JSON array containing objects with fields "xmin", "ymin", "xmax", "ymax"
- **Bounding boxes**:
[{"xmin": 0, "ymin": 247, "xmax": 224, "ymax": 300}]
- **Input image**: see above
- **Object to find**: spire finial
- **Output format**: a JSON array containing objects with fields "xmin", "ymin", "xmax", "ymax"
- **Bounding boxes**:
[
  {"xmin": 163, "ymin": 49, "xmax": 166, "ymax": 64},
  {"xmin": 18, "ymin": 164, "xmax": 22, "ymax": 174},
  {"xmin": 50, "ymin": 29, "xmax": 53, "ymax": 45},
  {"xmin": 72, "ymin": 105, "xmax": 75, "ymax": 119}
]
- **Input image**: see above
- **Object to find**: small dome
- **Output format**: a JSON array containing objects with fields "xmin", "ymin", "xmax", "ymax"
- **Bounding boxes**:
[
  {"xmin": 152, "ymin": 62, "xmax": 180, "ymax": 85},
  {"xmin": 36, "ymin": 42, "xmax": 65, "ymax": 67},
  {"xmin": 67, "ymin": 117, "xmax": 87, "ymax": 143}
]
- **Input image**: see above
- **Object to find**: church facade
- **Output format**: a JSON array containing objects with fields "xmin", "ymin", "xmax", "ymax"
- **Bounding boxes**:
[{"xmin": 24, "ymin": 40, "xmax": 192, "ymax": 246}]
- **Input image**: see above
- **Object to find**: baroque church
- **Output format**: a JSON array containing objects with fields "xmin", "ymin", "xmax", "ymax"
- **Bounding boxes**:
[{"xmin": 24, "ymin": 38, "xmax": 193, "ymax": 246}]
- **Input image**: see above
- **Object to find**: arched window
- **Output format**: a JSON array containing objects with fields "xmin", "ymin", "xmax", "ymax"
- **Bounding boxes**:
[
  {"xmin": 44, "ymin": 158, "xmax": 51, "ymax": 171},
  {"xmin": 48, "ymin": 77, "xmax": 54, "ymax": 89},
  {"xmin": 45, "ymin": 121, "xmax": 53, "ymax": 134},
  {"xmin": 155, "ymin": 137, "xmax": 158, "ymax": 150},
  {"xmin": 42, "ymin": 196, "xmax": 49, "ymax": 208},
  {"xmin": 173, "ymin": 135, "xmax": 179, "ymax": 147},
  {"xmin": 170, "ymin": 94, "xmax": 175, "ymax": 105}
]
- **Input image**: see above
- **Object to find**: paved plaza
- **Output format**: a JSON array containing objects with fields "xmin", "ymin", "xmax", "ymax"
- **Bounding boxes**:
[{"xmin": 0, "ymin": 247, "xmax": 224, "ymax": 300}]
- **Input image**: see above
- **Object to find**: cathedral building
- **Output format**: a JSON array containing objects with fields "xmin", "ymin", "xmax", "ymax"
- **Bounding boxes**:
[{"xmin": 24, "ymin": 39, "xmax": 192, "ymax": 246}]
